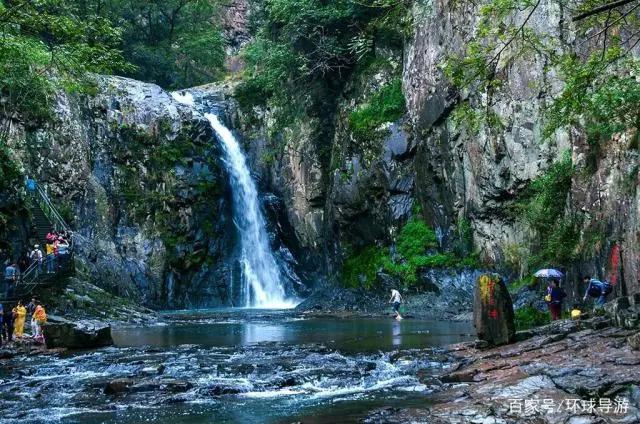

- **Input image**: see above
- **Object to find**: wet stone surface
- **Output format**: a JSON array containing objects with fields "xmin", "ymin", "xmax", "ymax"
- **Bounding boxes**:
[
  {"xmin": 0, "ymin": 311, "xmax": 474, "ymax": 424},
  {"xmin": 368, "ymin": 318, "xmax": 640, "ymax": 423}
]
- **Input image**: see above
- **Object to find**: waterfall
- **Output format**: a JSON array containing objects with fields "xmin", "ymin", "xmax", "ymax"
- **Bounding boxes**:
[
  {"xmin": 172, "ymin": 91, "xmax": 297, "ymax": 308},
  {"xmin": 206, "ymin": 114, "xmax": 297, "ymax": 308}
]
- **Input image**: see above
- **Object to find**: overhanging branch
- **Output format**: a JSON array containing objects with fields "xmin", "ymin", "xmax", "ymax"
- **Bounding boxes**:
[{"xmin": 573, "ymin": 0, "xmax": 640, "ymax": 22}]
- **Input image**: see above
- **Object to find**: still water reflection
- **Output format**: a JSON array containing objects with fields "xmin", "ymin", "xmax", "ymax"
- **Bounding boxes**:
[{"xmin": 112, "ymin": 311, "xmax": 474, "ymax": 353}]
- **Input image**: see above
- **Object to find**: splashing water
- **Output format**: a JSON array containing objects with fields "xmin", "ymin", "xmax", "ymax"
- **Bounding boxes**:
[
  {"xmin": 206, "ymin": 114, "xmax": 297, "ymax": 308},
  {"xmin": 172, "ymin": 91, "xmax": 297, "ymax": 308}
]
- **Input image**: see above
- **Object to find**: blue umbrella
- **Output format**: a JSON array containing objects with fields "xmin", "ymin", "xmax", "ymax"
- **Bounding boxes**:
[{"xmin": 534, "ymin": 268, "xmax": 564, "ymax": 278}]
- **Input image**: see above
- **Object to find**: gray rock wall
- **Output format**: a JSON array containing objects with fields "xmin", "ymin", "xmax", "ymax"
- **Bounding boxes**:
[{"xmin": 5, "ymin": 76, "xmax": 238, "ymax": 308}]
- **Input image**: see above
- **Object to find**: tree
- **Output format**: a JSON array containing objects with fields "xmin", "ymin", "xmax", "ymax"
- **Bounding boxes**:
[
  {"xmin": 100, "ymin": 0, "xmax": 226, "ymax": 88},
  {"xmin": 0, "ymin": 0, "xmax": 130, "ymax": 132},
  {"xmin": 443, "ymin": 0, "xmax": 640, "ymax": 142}
]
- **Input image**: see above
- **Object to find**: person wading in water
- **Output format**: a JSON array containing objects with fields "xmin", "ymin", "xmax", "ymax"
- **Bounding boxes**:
[{"xmin": 389, "ymin": 289, "xmax": 404, "ymax": 321}]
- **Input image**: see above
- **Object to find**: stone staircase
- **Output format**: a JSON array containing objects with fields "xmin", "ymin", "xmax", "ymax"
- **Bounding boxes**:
[{"xmin": 1, "ymin": 181, "xmax": 77, "ymax": 301}]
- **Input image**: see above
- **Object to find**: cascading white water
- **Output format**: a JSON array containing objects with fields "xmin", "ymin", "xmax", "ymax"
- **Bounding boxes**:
[
  {"xmin": 172, "ymin": 91, "xmax": 297, "ymax": 308},
  {"xmin": 208, "ymin": 114, "xmax": 297, "ymax": 308}
]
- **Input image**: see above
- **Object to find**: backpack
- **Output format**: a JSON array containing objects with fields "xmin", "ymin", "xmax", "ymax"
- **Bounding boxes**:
[
  {"xmin": 602, "ymin": 281, "xmax": 613, "ymax": 296},
  {"xmin": 587, "ymin": 285, "xmax": 601, "ymax": 298}
]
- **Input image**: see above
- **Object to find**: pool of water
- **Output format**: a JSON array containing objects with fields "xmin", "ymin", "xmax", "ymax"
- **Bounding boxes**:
[
  {"xmin": 113, "ymin": 309, "xmax": 474, "ymax": 353},
  {"xmin": 0, "ymin": 310, "xmax": 475, "ymax": 424}
]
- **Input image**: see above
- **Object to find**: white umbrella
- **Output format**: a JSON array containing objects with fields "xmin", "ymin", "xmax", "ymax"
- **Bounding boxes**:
[{"xmin": 534, "ymin": 269, "xmax": 564, "ymax": 278}]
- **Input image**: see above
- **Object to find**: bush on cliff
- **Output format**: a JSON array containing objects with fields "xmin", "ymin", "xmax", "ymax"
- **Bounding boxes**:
[
  {"xmin": 514, "ymin": 152, "xmax": 580, "ymax": 269},
  {"xmin": 348, "ymin": 78, "xmax": 406, "ymax": 141},
  {"xmin": 514, "ymin": 306, "xmax": 549, "ymax": 330},
  {"xmin": 341, "ymin": 216, "xmax": 477, "ymax": 288}
]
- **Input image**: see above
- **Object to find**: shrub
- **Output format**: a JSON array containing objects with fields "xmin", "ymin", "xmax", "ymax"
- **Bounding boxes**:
[
  {"xmin": 341, "ymin": 245, "xmax": 387, "ymax": 288},
  {"xmin": 348, "ymin": 78, "xmax": 406, "ymax": 141},
  {"xmin": 514, "ymin": 306, "xmax": 549, "ymax": 330},
  {"xmin": 514, "ymin": 151, "xmax": 580, "ymax": 269},
  {"xmin": 340, "ymin": 216, "xmax": 477, "ymax": 287}
]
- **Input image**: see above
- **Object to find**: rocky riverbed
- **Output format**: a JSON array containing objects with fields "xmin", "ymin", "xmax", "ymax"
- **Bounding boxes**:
[
  {"xmin": 1, "ymin": 310, "xmax": 639, "ymax": 423},
  {"xmin": 366, "ymin": 317, "xmax": 640, "ymax": 423}
]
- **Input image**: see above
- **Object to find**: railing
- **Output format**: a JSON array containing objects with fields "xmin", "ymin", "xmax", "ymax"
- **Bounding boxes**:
[
  {"xmin": 2, "ymin": 180, "xmax": 81, "ymax": 300},
  {"xmin": 33, "ymin": 183, "xmax": 71, "ymax": 233}
]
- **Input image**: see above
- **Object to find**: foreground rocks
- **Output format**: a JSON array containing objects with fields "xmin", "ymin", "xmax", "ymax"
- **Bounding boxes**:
[
  {"xmin": 365, "ymin": 317, "xmax": 640, "ymax": 423},
  {"xmin": 43, "ymin": 315, "xmax": 113, "ymax": 349}
]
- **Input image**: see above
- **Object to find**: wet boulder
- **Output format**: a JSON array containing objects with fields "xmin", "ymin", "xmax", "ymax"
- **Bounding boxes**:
[
  {"xmin": 43, "ymin": 315, "xmax": 113, "ymax": 349},
  {"xmin": 473, "ymin": 273, "xmax": 515, "ymax": 346},
  {"xmin": 629, "ymin": 332, "xmax": 640, "ymax": 350},
  {"xmin": 104, "ymin": 378, "xmax": 135, "ymax": 395}
]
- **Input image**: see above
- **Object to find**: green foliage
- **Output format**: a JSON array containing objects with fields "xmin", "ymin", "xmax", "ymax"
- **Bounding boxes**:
[
  {"xmin": 236, "ymin": 0, "xmax": 409, "ymax": 129},
  {"xmin": 341, "ymin": 215, "xmax": 477, "ymax": 288},
  {"xmin": 0, "ymin": 140, "xmax": 23, "ymax": 227},
  {"xmin": 0, "ymin": 141, "xmax": 21, "ymax": 191},
  {"xmin": 514, "ymin": 151, "xmax": 579, "ymax": 268},
  {"xmin": 0, "ymin": 0, "xmax": 130, "ymax": 125},
  {"xmin": 396, "ymin": 215, "xmax": 438, "ymax": 258},
  {"xmin": 544, "ymin": 51, "xmax": 640, "ymax": 145},
  {"xmin": 348, "ymin": 78, "xmax": 406, "ymax": 141},
  {"xmin": 514, "ymin": 306, "xmax": 550, "ymax": 330},
  {"xmin": 100, "ymin": 0, "xmax": 226, "ymax": 88},
  {"xmin": 443, "ymin": 0, "xmax": 640, "ymax": 145},
  {"xmin": 508, "ymin": 275, "xmax": 535, "ymax": 294},
  {"xmin": 341, "ymin": 245, "xmax": 388, "ymax": 288}
]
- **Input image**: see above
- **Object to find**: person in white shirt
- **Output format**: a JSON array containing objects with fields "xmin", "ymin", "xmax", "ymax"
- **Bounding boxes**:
[
  {"xmin": 389, "ymin": 289, "xmax": 403, "ymax": 320},
  {"xmin": 29, "ymin": 245, "xmax": 43, "ymax": 274}
]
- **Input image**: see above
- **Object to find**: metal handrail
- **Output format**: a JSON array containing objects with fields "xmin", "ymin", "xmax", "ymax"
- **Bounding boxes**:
[
  {"xmin": 1, "ymin": 180, "xmax": 83, "ymax": 300},
  {"xmin": 35, "ymin": 184, "xmax": 70, "ymax": 233}
]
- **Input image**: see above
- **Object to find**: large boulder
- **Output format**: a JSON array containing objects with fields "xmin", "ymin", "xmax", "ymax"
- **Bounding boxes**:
[
  {"xmin": 473, "ymin": 273, "xmax": 515, "ymax": 346},
  {"xmin": 43, "ymin": 315, "xmax": 113, "ymax": 349}
]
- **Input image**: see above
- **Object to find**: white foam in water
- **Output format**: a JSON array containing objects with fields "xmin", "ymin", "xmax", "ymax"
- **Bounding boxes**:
[
  {"xmin": 171, "ymin": 91, "xmax": 195, "ymax": 107},
  {"xmin": 206, "ymin": 113, "xmax": 298, "ymax": 309},
  {"xmin": 170, "ymin": 91, "xmax": 298, "ymax": 309}
]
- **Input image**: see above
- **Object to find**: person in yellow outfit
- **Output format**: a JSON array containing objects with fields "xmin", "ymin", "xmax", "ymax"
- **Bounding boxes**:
[
  {"xmin": 33, "ymin": 303, "xmax": 47, "ymax": 344},
  {"xmin": 12, "ymin": 301, "xmax": 26, "ymax": 337}
]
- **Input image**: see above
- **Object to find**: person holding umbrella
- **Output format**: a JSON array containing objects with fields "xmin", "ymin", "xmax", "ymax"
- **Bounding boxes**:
[{"xmin": 546, "ymin": 279, "xmax": 567, "ymax": 320}]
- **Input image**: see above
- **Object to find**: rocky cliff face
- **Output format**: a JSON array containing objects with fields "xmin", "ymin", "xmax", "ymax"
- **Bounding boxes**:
[
  {"xmin": 4, "ymin": 76, "xmax": 240, "ymax": 308},
  {"xmin": 4, "ymin": 1, "xmax": 639, "ymax": 310},
  {"xmin": 235, "ymin": 0, "xmax": 640, "ymax": 299}
]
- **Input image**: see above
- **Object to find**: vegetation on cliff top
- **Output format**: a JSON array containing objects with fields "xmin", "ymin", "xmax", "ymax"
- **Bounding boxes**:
[
  {"xmin": 235, "ymin": 0, "xmax": 409, "ymax": 130},
  {"xmin": 0, "ymin": 0, "xmax": 130, "ymax": 128}
]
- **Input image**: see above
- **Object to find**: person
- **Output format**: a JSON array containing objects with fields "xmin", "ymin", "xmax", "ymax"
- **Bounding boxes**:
[
  {"xmin": 45, "ymin": 241, "xmax": 55, "ymax": 273},
  {"xmin": 4, "ymin": 263, "xmax": 18, "ymax": 298},
  {"xmin": 582, "ymin": 276, "xmax": 612, "ymax": 308},
  {"xmin": 32, "ymin": 302, "xmax": 47, "ymax": 344},
  {"xmin": 389, "ymin": 289, "xmax": 404, "ymax": 320},
  {"xmin": 13, "ymin": 301, "xmax": 26, "ymax": 338},
  {"xmin": 25, "ymin": 177, "xmax": 36, "ymax": 192},
  {"xmin": 18, "ymin": 251, "xmax": 30, "ymax": 273},
  {"xmin": 56, "ymin": 238, "xmax": 70, "ymax": 270},
  {"xmin": 3, "ymin": 303, "xmax": 14, "ymax": 343},
  {"xmin": 46, "ymin": 228, "xmax": 57, "ymax": 243},
  {"xmin": 571, "ymin": 304, "xmax": 582, "ymax": 320},
  {"xmin": 30, "ymin": 244, "xmax": 43, "ymax": 274},
  {"xmin": 546, "ymin": 280, "xmax": 566, "ymax": 321},
  {"xmin": 27, "ymin": 297, "xmax": 37, "ymax": 335}
]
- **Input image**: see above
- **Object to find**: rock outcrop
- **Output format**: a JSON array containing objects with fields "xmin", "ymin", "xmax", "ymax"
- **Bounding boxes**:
[
  {"xmin": 473, "ymin": 274, "xmax": 515, "ymax": 346},
  {"xmin": 43, "ymin": 315, "xmax": 113, "ymax": 349},
  {"xmin": 4, "ymin": 76, "xmax": 239, "ymax": 309}
]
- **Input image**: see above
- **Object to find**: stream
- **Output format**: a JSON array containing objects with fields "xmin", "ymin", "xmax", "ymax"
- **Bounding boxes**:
[{"xmin": 0, "ymin": 310, "xmax": 474, "ymax": 423}]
